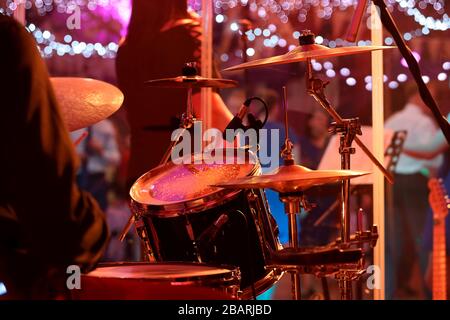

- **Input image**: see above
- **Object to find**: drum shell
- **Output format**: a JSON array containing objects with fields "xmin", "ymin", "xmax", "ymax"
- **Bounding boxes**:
[
  {"xmin": 132, "ymin": 188, "xmax": 280, "ymax": 289},
  {"xmin": 71, "ymin": 262, "xmax": 239, "ymax": 300}
]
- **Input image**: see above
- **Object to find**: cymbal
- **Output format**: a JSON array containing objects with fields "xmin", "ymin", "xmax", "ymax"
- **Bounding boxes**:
[
  {"xmin": 224, "ymin": 44, "xmax": 394, "ymax": 72},
  {"xmin": 145, "ymin": 76, "xmax": 238, "ymax": 89},
  {"xmin": 51, "ymin": 77, "xmax": 123, "ymax": 131},
  {"xmin": 212, "ymin": 164, "xmax": 370, "ymax": 193}
]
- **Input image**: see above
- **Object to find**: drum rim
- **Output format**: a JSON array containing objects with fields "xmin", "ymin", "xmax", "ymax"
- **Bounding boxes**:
[
  {"xmin": 130, "ymin": 148, "xmax": 261, "ymax": 216},
  {"xmin": 85, "ymin": 261, "xmax": 241, "ymax": 284}
]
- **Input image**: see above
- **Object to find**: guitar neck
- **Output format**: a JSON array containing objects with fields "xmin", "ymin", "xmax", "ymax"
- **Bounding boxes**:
[{"xmin": 433, "ymin": 221, "xmax": 447, "ymax": 300}]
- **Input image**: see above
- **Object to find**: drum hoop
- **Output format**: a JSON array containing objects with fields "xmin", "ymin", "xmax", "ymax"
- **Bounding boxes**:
[
  {"xmin": 131, "ymin": 188, "xmax": 243, "ymax": 217},
  {"xmin": 238, "ymin": 267, "xmax": 284, "ymax": 299},
  {"xmin": 86, "ymin": 261, "xmax": 241, "ymax": 284}
]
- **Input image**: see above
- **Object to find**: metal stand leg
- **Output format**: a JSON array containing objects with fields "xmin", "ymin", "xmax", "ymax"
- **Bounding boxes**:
[
  {"xmin": 280, "ymin": 194, "xmax": 308, "ymax": 300},
  {"xmin": 321, "ymin": 277, "xmax": 330, "ymax": 300},
  {"xmin": 288, "ymin": 214, "xmax": 301, "ymax": 300}
]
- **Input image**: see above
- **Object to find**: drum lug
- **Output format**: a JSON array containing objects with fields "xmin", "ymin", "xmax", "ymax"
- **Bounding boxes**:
[{"xmin": 134, "ymin": 219, "xmax": 157, "ymax": 262}]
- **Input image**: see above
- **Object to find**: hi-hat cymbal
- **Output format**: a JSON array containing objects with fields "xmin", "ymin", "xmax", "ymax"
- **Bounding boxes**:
[
  {"xmin": 51, "ymin": 77, "xmax": 123, "ymax": 131},
  {"xmin": 212, "ymin": 164, "xmax": 370, "ymax": 193},
  {"xmin": 224, "ymin": 44, "xmax": 394, "ymax": 72},
  {"xmin": 145, "ymin": 76, "xmax": 238, "ymax": 89}
]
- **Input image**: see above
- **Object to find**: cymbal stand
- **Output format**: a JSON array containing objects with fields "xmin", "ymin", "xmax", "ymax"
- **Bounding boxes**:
[
  {"xmin": 301, "ymin": 31, "xmax": 391, "ymax": 299},
  {"xmin": 278, "ymin": 86, "xmax": 314, "ymax": 300},
  {"xmin": 159, "ymin": 62, "xmax": 201, "ymax": 166},
  {"xmin": 159, "ymin": 87, "xmax": 197, "ymax": 165},
  {"xmin": 119, "ymin": 63, "xmax": 200, "ymax": 243}
]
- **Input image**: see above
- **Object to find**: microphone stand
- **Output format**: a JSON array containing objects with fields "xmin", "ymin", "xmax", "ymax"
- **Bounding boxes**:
[
  {"xmin": 298, "ymin": 31, "xmax": 392, "ymax": 299},
  {"xmin": 238, "ymin": 19, "xmax": 253, "ymax": 96},
  {"xmin": 371, "ymin": 0, "xmax": 449, "ymax": 143}
]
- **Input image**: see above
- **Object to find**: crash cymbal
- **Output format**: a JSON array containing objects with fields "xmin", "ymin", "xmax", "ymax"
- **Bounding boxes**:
[
  {"xmin": 145, "ymin": 76, "xmax": 238, "ymax": 89},
  {"xmin": 224, "ymin": 44, "xmax": 394, "ymax": 72},
  {"xmin": 212, "ymin": 164, "xmax": 370, "ymax": 193},
  {"xmin": 51, "ymin": 77, "xmax": 123, "ymax": 131}
]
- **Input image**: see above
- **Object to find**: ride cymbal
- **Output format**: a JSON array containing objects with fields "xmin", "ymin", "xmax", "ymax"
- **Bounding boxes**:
[
  {"xmin": 224, "ymin": 43, "xmax": 393, "ymax": 72},
  {"xmin": 145, "ymin": 76, "xmax": 238, "ymax": 89},
  {"xmin": 51, "ymin": 77, "xmax": 123, "ymax": 131},
  {"xmin": 213, "ymin": 164, "xmax": 370, "ymax": 193}
]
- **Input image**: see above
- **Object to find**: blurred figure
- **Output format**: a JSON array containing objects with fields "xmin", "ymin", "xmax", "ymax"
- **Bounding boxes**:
[
  {"xmin": 116, "ymin": 0, "xmax": 233, "ymax": 185},
  {"xmin": 103, "ymin": 184, "xmax": 141, "ymax": 262},
  {"xmin": 385, "ymin": 83, "xmax": 443, "ymax": 299},
  {"xmin": 71, "ymin": 119, "xmax": 121, "ymax": 211},
  {"xmin": 299, "ymin": 110, "xmax": 331, "ymax": 170},
  {"xmin": 298, "ymin": 110, "xmax": 339, "ymax": 247},
  {"xmin": 402, "ymin": 113, "xmax": 450, "ymax": 298}
]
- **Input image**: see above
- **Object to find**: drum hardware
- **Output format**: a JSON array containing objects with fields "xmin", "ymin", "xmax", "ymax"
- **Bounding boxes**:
[
  {"xmin": 278, "ymin": 86, "xmax": 304, "ymax": 300},
  {"xmin": 129, "ymin": 149, "xmax": 282, "ymax": 294},
  {"xmin": 122, "ymin": 34, "xmax": 398, "ymax": 299},
  {"xmin": 158, "ymin": 63, "xmax": 200, "ymax": 167},
  {"xmin": 222, "ymin": 96, "xmax": 269, "ymax": 146},
  {"xmin": 214, "ymin": 85, "xmax": 369, "ymax": 300},
  {"xmin": 301, "ymin": 31, "xmax": 390, "ymax": 300},
  {"xmin": 119, "ymin": 63, "xmax": 239, "ymax": 242},
  {"xmin": 220, "ymin": 31, "xmax": 395, "ymax": 299},
  {"xmin": 183, "ymin": 214, "xmax": 203, "ymax": 263},
  {"xmin": 74, "ymin": 262, "xmax": 241, "ymax": 300},
  {"xmin": 313, "ymin": 130, "xmax": 407, "ymax": 228},
  {"xmin": 223, "ymin": 34, "xmax": 393, "ymax": 72}
]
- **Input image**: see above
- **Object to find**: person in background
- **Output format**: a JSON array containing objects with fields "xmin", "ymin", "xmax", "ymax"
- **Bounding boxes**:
[
  {"xmin": 384, "ymin": 83, "xmax": 443, "ymax": 299},
  {"xmin": 299, "ymin": 109, "xmax": 331, "ymax": 170},
  {"xmin": 71, "ymin": 119, "xmax": 121, "ymax": 211},
  {"xmin": 116, "ymin": 0, "xmax": 233, "ymax": 186},
  {"xmin": 402, "ymin": 113, "xmax": 450, "ymax": 298},
  {"xmin": 298, "ymin": 109, "xmax": 339, "ymax": 248},
  {"xmin": 0, "ymin": 14, "xmax": 108, "ymax": 299}
]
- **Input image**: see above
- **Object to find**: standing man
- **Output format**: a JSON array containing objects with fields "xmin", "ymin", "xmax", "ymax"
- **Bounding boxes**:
[{"xmin": 385, "ymin": 83, "xmax": 443, "ymax": 299}]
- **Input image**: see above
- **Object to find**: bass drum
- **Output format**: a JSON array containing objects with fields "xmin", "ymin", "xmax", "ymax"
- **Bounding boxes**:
[
  {"xmin": 130, "ymin": 148, "xmax": 282, "ymax": 297},
  {"xmin": 72, "ymin": 262, "xmax": 239, "ymax": 300}
]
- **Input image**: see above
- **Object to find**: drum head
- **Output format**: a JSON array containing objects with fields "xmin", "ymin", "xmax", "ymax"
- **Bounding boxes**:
[
  {"xmin": 87, "ymin": 262, "xmax": 236, "ymax": 282},
  {"xmin": 130, "ymin": 149, "xmax": 259, "ymax": 209},
  {"xmin": 75, "ymin": 262, "xmax": 240, "ymax": 300}
]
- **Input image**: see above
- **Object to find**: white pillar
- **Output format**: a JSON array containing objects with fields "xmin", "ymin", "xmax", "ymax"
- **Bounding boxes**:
[
  {"xmin": 13, "ymin": 0, "xmax": 26, "ymax": 25},
  {"xmin": 371, "ymin": 2, "xmax": 386, "ymax": 300},
  {"xmin": 201, "ymin": 0, "xmax": 213, "ymax": 133}
]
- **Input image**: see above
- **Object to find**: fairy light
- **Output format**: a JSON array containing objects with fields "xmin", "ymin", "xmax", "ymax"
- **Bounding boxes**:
[
  {"xmin": 2, "ymin": 0, "xmax": 447, "ymax": 90},
  {"xmin": 437, "ymin": 72, "xmax": 447, "ymax": 81}
]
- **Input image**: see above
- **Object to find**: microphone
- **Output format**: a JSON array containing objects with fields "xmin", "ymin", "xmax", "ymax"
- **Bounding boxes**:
[
  {"xmin": 346, "ymin": 0, "xmax": 369, "ymax": 43},
  {"xmin": 197, "ymin": 213, "xmax": 229, "ymax": 244},
  {"xmin": 222, "ymin": 98, "xmax": 252, "ymax": 141}
]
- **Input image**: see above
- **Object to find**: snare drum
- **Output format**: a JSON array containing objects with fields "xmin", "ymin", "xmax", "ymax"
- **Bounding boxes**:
[
  {"xmin": 130, "ymin": 149, "xmax": 282, "ymax": 293},
  {"xmin": 72, "ymin": 262, "xmax": 239, "ymax": 300}
]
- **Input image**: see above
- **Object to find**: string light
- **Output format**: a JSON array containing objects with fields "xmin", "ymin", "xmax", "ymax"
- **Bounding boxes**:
[
  {"xmin": 3, "ymin": 0, "xmax": 447, "ymax": 90},
  {"xmin": 30, "ymin": 25, "xmax": 118, "ymax": 58}
]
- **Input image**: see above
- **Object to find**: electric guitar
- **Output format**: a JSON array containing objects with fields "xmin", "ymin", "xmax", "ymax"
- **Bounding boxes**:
[{"xmin": 428, "ymin": 178, "xmax": 449, "ymax": 300}]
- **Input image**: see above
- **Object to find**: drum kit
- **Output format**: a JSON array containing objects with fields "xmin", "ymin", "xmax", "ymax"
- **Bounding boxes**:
[{"xmin": 57, "ymin": 31, "xmax": 393, "ymax": 300}]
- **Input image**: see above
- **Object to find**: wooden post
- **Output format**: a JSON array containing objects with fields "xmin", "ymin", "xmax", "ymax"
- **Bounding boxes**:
[
  {"xmin": 201, "ymin": 0, "xmax": 213, "ymax": 134},
  {"xmin": 13, "ymin": 0, "xmax": 26, "ymax": 25},
  {"xmin": 371, "ymin": 2, "xmax": 386, "ymax": 300}
]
